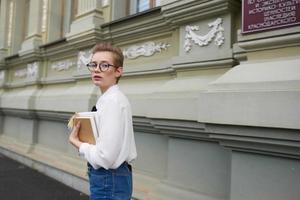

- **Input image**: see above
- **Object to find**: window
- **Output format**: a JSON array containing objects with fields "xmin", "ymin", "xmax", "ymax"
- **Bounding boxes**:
[
  {"xmin": 137, "ymin": 0, "xmax": 160, "ymax": 12},
  {"xmin": 61, "ymin": 0, "xmax": 78, "ymax": 37},
  {"xmin": 23, "ymin": 0, "xmax": 30, "ymax": 41},
  {"xmin": 43, "ymin": 0, "xmax": 78, "ymax": 43},
  {"xmin": 111, "ymin": 0, "xmax": 161, "ymax": 21}
]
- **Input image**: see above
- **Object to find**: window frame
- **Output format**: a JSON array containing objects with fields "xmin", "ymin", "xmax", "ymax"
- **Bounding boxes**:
[{"xmin": 136, "ymin": 0, "xmax": 160, "ymax": 13}]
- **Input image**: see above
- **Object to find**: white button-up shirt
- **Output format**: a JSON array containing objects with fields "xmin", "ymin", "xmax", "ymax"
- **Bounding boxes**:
[{"xmin": 79, "ymin": 85, "xmax": 137, "ymax": 170}]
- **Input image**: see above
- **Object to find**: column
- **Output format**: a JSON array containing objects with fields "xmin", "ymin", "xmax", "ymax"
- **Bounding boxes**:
[
  {"xmin": 19, "ymin": 0, "xmax": 43, "ymax": 56},
  {"xmin": 62, "ymin": 0, "xmax": 73, "ymax": 37},
  {"xmin": 10, "ymin": 0, "xmax": 27, "ymax": 55},
  {"xmin": 111, "ymin": 0, "xmax": 127, "ymax": 20},
  {"xmin": 46, "ymin": 0, "xmax": 63, "ymax": 43},
  {"xmin": 66, "ymin": 0, "xmax": 104, "ymax": 40}
]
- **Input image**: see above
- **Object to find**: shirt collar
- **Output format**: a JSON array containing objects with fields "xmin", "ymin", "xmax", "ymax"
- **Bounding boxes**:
[{"xmin": 100, "ymin": 84, "xmax": 119, "ymax": 99}]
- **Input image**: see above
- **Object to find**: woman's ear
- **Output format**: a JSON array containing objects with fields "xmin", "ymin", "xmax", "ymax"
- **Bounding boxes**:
[{"xmin": 115, "ymin": 67, "xmax": 123, "ymax": 79}]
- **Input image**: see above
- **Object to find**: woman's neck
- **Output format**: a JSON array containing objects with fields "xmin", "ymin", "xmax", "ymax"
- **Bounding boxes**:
[{"xmin": 100, "ymin": 84, "xmax": 116, "ymax": 94}]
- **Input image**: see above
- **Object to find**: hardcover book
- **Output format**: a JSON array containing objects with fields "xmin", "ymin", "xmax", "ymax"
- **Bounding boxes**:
[{"xmin": 68, "ymin": 112, "xmax": 98, "ymax": 145}]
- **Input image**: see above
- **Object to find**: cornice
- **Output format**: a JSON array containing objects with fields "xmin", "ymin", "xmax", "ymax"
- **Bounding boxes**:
[
  {"xmin": 162, "ymin": 0, "xmax": 241, "ymax": 25},
  {"xmin": 172, "ymin": 58, "xmax": 237, "ymax": 72},
  {"xmin": 5, "ymin": 50, "xmax": 42, "ymax": 66},
  {"xmin": 206, "ymin": 124, "xmax": 300, "ymax": 159},
  {"xmin": 0, "ymin": 108, "xmax": 72, "ymax": 122},
  {"xmin": 66, "ymin": 29, "xmax": 103, "ymax": 50},
  {"xmin": 237, "ymin": 28, "xmax": 300, "ymax": 52},
  {"xmin": 134, "ymin": 117, "xmax": 300, "ymax": 159},
  {"xmin": 1, "ymin": 108, "xmax": 37, "ymax": 119},
  {"xmin": 39, "ymin": 38, "xmax": 75, "ymax": 59},
  {"xmin": 133, "ymin": 116, "xmax": 215, "ymax": 141},
  {"xmin": 124, "ymin": 67, "xmax": 175, "ymax": 77},
  {"xmin": 101, "ymin": 8, "xmax": 175, "ymax": 44},
  {"xmin": 18, "ymin": 49, "xmax": 43, "ymax": 64},
  {"xmin": 35, "ymin": 110, "xmax": 72, "ymax": 122}
]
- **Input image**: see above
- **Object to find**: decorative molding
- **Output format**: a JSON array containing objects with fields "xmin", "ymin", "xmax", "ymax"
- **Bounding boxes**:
[
  {"xmin": 206, "ymin": 124, "xmax": 300, "ymax": 159},
  {"xmin": 51, "ymin": 60, "xmax": 74, "ymax": 71},
  {"xmin": 133, "ymin": 116, "xmax": 300, "ymax": 159},
  {"xmin": 184, "ymin": 18, "xmax": 225, "ymax": 52},
  {"xmin": 237, "ymin": 27, "xmax": 300, "ymax": 51},
  {"xmin": 77, "ymin": 50, "xmax": 92, "ymax": 69},
  {"xmin": 14, "ymin": 68, "xmax": 28, "ymax": 78},
  {"xmin": 14, "ymin": 62, "xmax": 39, "ymax": 79},
  {"xmin": 123, "ymin": 42, "xmax": 171, "ymax": 59}
]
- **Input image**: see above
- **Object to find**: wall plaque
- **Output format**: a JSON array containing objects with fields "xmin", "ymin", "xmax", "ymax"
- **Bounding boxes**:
[{"xmin": 242, "ymin": 0, "xmax": 300, "ymax": 34}]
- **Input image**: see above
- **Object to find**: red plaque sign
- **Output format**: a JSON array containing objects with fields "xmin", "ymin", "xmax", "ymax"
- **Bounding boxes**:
[{"xmin": 242, "ymin": 0, "xmax": 300, "ymax": 34}]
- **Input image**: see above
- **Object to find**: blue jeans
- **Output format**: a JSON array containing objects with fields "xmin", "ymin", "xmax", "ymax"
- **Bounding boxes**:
[{"xmin": 88, "ymin": 162, "xmax": 132, "ymax": 200}]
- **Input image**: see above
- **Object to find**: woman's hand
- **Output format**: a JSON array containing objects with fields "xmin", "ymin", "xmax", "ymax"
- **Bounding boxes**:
[{"xmin": 69, "ymin": 122, "xmax": 83, "ymax": 149}]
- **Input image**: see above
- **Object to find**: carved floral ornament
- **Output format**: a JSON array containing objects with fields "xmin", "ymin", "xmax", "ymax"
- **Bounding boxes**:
[
  {"xmin": 14, "ymin": 62, "xmax": 39, "ymax": 78},
  {"xmin": 77, "ymin": 50, "xmax": 92, "ymax": 69},
  {"xmin": 76, "ymin": 42, "xmax": 171, "ymax": 67},
  {"xmin": 184, "ymin": 18, "xmax": 225, "ymax": 52},
  {"xmin": 51, "ymin": 60, "xmax": 75, "ymax": 71},
  {"xmin": 123, "ymin": 42, "xmax": 171, "ymax": 59}
]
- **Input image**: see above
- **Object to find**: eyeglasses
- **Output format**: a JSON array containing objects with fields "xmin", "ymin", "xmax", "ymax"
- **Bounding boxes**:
[{"xmin": 86, "ymin": 62, "xmax": 117, "ymax": 72}]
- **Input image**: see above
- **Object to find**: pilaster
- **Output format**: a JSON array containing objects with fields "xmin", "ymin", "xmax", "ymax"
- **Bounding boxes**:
[
  {"xmin": 66, "ymin": 0, "xmax": 104, "ymax": 48},
  {"xmin": 10, "ymin": 0, "xmax": 27, "ymax": 55},
  {"xmin": 46, "ymin": 0, "xmax": 63, "ymax": 43},
  {"xmin": 0, "ymin": 0, "xmax": 10, "ymax": 64},
  {"xmin": 19, "ymin": 0, "xmax": 43, "ymax": 56}
]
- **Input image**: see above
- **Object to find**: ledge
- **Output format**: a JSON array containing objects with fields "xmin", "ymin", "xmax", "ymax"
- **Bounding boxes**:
[
  {"xmin": 162, "ymin": 0, "xmax": 240, "ymax": 25},
  {"xmin": 237, "ymin": 26, "xmax": 300, "ymax": 51},
  {"xmin": 101, "ymin": 7, "xmax": 161, "ymax": 27},
  {"xmin": 207, "ymin": 123, "xmax": 300, "ymax": 159},
  {"xmin": 101, "ymin": 7, "xmax": 174, "ymax": 43}
]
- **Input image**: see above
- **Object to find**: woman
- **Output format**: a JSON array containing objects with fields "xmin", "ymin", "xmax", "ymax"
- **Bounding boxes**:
[{"xmin": 69, "ymin": 43, "xmax": 137, "ymax": 200}]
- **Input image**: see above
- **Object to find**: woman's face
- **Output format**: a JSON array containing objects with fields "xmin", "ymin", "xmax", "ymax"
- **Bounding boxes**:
[{"xmin": 90, "ymin": 51, "xmax": 123, "ymax": 92}]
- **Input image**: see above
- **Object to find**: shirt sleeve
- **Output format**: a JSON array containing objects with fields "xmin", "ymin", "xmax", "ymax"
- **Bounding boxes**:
[{"xmin": 79, "ymin": 99, "xmax": 125, "ymax": 169}]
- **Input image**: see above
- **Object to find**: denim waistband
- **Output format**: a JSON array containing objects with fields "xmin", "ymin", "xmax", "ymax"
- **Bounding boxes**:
[{"xmin": 87, "ymin": 162, "xmax": 132, "ymax": 172}]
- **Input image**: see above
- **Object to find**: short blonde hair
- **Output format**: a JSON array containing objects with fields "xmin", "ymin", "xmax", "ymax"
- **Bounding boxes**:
[{"xmin": 91, "ymin": 43, "xmax": 124, "ymax": 67}]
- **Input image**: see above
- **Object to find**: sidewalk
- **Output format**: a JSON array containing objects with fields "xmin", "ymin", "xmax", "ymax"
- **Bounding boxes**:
[{"xmin": 0, "ymin": 153, "xmax": 89, "ymax": 200}]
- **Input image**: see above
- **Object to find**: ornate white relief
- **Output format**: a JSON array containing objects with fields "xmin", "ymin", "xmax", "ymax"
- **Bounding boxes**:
[
  {"xmin": 14, "ymin": 69, "xmax": 28, "ymax": 78},
  {"xmin": 14, "ymin": 62, "xmax": 39, "ymax": 79},
  {"xmin": 123, "ymin": 42, "xmax": 171, "ymax": 59},
  {"xmin": 184, "ymin": 18, "xmax": 225, "ymax": 52},
  {"xmin": 27, "ymin": 62, "xmax": 38, "ymax": 78},
  {"xmin": 77, "ymin": 51, "xmax": 92, "ymax": 69},
  {"xmin": 52, "ymin": 60, "xmax": 74, "ymax": 71}
]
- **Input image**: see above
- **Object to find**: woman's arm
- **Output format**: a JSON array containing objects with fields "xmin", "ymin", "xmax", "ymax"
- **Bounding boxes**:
[{"xmin": 79, "ymin": 99, "xmax": 125, "ymax": 169}]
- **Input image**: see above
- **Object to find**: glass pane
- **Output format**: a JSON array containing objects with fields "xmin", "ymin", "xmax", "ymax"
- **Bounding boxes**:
[{"xmin": 137, "ymin": 0, "xmax": 150, "ymax": 12}]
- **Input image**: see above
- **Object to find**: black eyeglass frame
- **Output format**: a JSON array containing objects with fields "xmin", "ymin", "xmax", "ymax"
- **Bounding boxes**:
[{"xmin": 86, "ymin": 62, "xmax": 118, "ymax": 72}]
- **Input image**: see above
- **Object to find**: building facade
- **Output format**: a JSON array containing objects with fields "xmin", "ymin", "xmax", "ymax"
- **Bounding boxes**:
[{"xmin": 0, "ymin": 0, "xmax": 300, "ymax": 199}]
